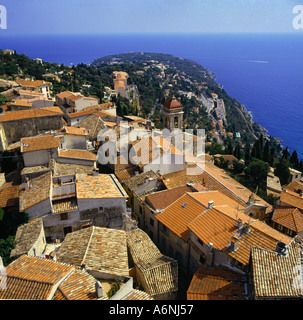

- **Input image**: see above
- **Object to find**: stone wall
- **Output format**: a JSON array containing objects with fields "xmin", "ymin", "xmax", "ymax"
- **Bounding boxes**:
[{"xmin": 1, "ymin": 115, "xmax": 63, "ymax": 144}]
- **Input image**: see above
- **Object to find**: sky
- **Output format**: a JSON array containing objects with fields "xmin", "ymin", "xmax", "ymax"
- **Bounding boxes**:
[{"xmin": 0, "ymin": 0, "xmax": 302, "ymax": 35}]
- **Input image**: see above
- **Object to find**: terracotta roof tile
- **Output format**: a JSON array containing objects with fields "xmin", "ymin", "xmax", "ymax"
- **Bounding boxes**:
[
  {"xmin": 56, "ymin": 226, "xmax": 129, "ymax": 277},
  {"xmin": 272, "ymin": 205, "xmax": 303, "ymax": 233},
  {"xmin": 19, "ymin": 171, "xmax": 52, "ymax": 212},
  {"xmin": 0, "ymin": 107, "xmax": 63, "ymax": 122},
  {"xmin": 251, "ymin": 237, "xmax": 303, "ymax": 298},
  {"xmin": 63, "ymin": 126, "xmax": 88, "ymax": 136},
  {"xmin": 58, "ymin": 149, "xmax": 96, "ymax": 161},
  {"xmin": 16, "ymin": 79, "xmax": 51, "ymax": 88},
  {"xmin": 127, "ymin": 228, "xmax": 178, "ymax": 296},
  {"xmin": 21, "ymin": 135, "xmax": 60, "ymax": 153},
  {"xmin": 280, "ymin": 190, "xmax": 303, "ymax": 211},
  {"xmin": 76, "ymin": 173, "xmax": 126, "ymax": 199},
  {"xmin": 187, "ymin": 265, "xmax": 246, "ymax": 300},
  {"xmin": 145, "ymin": 185, "xmax": 194, "ymax": 210},
  {"xmin": 0, "ymin": 255, "xmax": 74, "ymax": 300},
  {"xmin": 10, "ymin": 219, "xmax": 44, "ymax": 258}
]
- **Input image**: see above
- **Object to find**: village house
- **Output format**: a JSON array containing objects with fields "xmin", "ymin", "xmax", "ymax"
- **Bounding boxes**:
[
  {"xmin": 0, "ymin": 107, "xmax": 64, "ymax": 146},
  {"xmin": 21, "ymin": 134, "xmax": 61, "ymax": 167},
  {"xmin": 161, "ymin": 161, "xmax": 273, "ymax": 221},
  {"xmin": 19, "ymin": 171, "xmax": 128, "ymax": 240},
  {"xmin": 249, "ymin": 236, "xmax": 303, "ymax": 300},
  {"xmin": 56, "ymin": 226, "xmax": 129, "ymax": 277},
  {"xmin": 10, "ymin": 218, "xmax": 46, "ymax": 260},
  {"xmin": 60, "ymin": 126, "xmax": 89, "ymax": 150},
  {"xmin": 15, "ymin": 79, "xmax": 52, "ymax": 98},
  {"xmin": 112, "ymin": 71, "xmax": 129, "ymax": 99},
  {"xmin": 266, "ymin": 169, "xmax": 282, "ymax": 197},
  {"xmin": 56, "ymin": 91, "xmax": 98, "ymax": 114},
  {"xmin": 289, "ymin": 167, "xmax": 302, "ymax": 183},
  {"xmin": 270, "ymin": 189, "xmax": 303, "ymax": 237},
  {"xmin": 155, "ymin": 189, "xmax": 291, "ymax": 276},
  {"xmin": 133, "ymin": 183, "xmax": 207, "ymax": 243},
  {"xmin": 129, "ymin": 135, "xmax": 185, "ymax": 176},
  {"xmin": 0, "ymin": 253, "xmax": 152, "ymax": 300},
  {"xmin": 127, "ymin": 228, "xmax": 178, "ymax": 300}
]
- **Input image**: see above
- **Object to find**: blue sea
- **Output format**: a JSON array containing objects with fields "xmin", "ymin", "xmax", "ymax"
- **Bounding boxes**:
[{"xmin": 1, "ymin": 33, "xmax": 303, "ymax": 159}]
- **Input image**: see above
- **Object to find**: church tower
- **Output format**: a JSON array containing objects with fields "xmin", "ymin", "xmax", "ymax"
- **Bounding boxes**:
[{"xmin": 162, "ymin": 96, "xmax": 184, "ymax": 131}]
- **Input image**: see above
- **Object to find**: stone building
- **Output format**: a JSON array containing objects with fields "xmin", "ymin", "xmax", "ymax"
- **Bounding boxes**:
[
  {"xmin": 0, "ymin": 107, "xmax": 64, "ymax": 145},
  {"xmin": 19, "ymin": 172, "xmax": 128, "ymax": 240},
  {"xmin": 162, "ymin": 97, "xmax": 184, "ymax": 131}
]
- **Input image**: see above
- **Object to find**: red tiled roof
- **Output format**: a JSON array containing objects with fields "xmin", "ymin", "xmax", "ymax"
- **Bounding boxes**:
[
  {"xmin": 0, "ymin": 107, "xmax": 63, "ymax": 122},
  {"xmin": 21, "ymin": 135, "xmax": 60, "ymax": 153},
  {"xmin": 187, "ymin": 265, "xmax": 246, "ymax": 300}
]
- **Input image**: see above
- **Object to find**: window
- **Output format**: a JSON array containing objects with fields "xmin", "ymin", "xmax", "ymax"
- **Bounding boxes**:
[
  {"xmin": 63, "ymin": 226, "xmax": 72, "ymax": 236},
  {"xmin": 99, "ymin": 207, "xmax": 104, "ymax": 212},
  {"xmin": 150, "ymin": 218, "xmax": 154, "ymax": 227},
  {"xmin": 60, "ymin": 212, "xmax": 68, "ymax": 221},
  {"xmin": 139, "ymin": 206, "xmax": 143, "ymax": 215},
  {"xmin": 197, "ymin": 238, "xmax": 204, "ymax": 247},
  {"xmin": 200, "ymin": 255, "xmax": 206, "ymax": 264}
]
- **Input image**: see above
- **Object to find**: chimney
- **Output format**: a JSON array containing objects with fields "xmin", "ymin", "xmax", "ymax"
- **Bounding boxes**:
[
  {"xmin": 206, "ymin": 243, "xmax": 214, "ymax": 267},
  {"xmin": 230, "ymin": 235, "xmax": 239, "ymax": 252},
  {"xmin": 95, "ymin": 281, "xmax": 103, "ymax": 299},
  {"xmin": 275, "ymin": 241, "xmax": 288, "ymax": 256},
  {"xmin": 24, "ymin": 177, "xmax": 30, "ymax": 190},
  {"xmin": 243, "ymin": 222, "xmax": 251, "ymax": 234},
  {"xmin": 236, "ymin": 219, "xmax": 243, "ymax": 230},
  {"xmin": 208, "ymin": 200, "xmax": 214, "ymax": 209}
]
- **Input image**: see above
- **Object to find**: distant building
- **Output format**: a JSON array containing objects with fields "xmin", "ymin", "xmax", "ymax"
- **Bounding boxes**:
[
  {"xmin": 162, "ymin": 97, "xmax": 184, "ymax": 131},
  {"xmin": 56, "ymin": 91, "xmax": 98, "ymax": 114},
  {"xmin": 15, "ymin": 79, "xmax": 51, "ymax": 98}
]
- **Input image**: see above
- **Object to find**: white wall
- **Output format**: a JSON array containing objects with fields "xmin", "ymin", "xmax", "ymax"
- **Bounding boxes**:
[{"xmin": 23, "ymin": 149, "xmax": 58, "ymax": 167}]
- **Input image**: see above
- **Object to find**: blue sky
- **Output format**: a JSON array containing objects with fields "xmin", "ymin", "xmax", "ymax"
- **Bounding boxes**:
[{"xmin": 0, "ymin": 0, "xmax": 302, "ymax": 34}]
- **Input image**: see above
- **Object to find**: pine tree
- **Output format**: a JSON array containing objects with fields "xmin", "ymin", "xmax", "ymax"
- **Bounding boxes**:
[
  {"xmin": 263, "ymin": 140, "xmax": 270, "ymax": 163},
  {"xmin": 233, "ymin": 143, "xmax": 241, "ymax": 160},
  {"xmin": 290, "ymin": 150, "xmax": 299, "ymax": 169}
]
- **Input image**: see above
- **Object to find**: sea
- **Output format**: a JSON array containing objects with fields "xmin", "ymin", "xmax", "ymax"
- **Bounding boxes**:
[{"xmin": 1, "ymin": 33, "xmax": 303, "ymax": 159}]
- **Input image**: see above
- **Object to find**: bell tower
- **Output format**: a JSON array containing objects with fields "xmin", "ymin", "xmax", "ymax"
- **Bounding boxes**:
[{"xmin": 162, "ymin": 96, "xmax": 184, "ymax": 131}]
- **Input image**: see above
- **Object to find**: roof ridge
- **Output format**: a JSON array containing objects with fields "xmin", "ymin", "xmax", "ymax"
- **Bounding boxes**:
[{"xmin": 80, "ymin": 226, "xmax": 95, "ymax": 267}]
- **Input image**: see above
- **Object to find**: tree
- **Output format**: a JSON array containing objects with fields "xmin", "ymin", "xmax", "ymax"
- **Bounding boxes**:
[
  {"xmin": 244, "ymin": 144, "xmax": 251, "ymax": 166},
  {"xmin": 244, "ymin": 159, "xmax": 270, "ymax": 189},
  {"xmin": 290, "ymin": 150, "xmax": 299, "ymax": 169},
  {"xmin": 274, "ymin": 159, "xmax": 290, "ymax": 186},
  {"xmin": 263, "ymin": 140, "xmax": 270, "ymax": 163},
  {"xmin": 0, "ymin": 236, "xmax": 15, "ymax": 266},
  {"xmin": 233, "ymin": 143, "xmax": 241, "ymax": 160}
]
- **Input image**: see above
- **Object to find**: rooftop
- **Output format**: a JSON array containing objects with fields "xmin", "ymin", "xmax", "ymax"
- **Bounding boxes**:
[
  {"xmin": 76, "ymin": 173, "xmax": 127, "ymax": 199},
  {"xmin": 187, "ymin": 265, "xmax": 246, "ymax": 300},
  {"xmin": 251, "ymin": 237, "xmax": 303, "ymax": 299},
  {"xmin": 127, "ymin": 228, "xmax": 178, "ymax": 296},
  {"xmin": 10, "ymin": 219, "xmax": 44, "ymax": 258},
  {"xmin": 21, "ymin": 135, "xmax": 60, "ymax": 153},
  {"xmin": 272, "ymin": 205, "xmax": 303, "ymax": 233},
  {"xmin": 56, "ymin": 226, "xmax": 129, "ymax": 277},
  {"xmin": 16, "ymin": 79, "xmax": 51, "ymax": 88},
  {"xmin": 0, "ymin": 107, "xmax": 63, "ymax": 122},
  {"xmin": 19, "ymin": 171, "xmax": 52, "ymax": 212},
  {"xmin": 58, "ymin": 149, "xmax": 96, "ymax": 161},
  {"xmin": 280, "ymin": 189, "xmax": 303, "ymax": 211}
]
